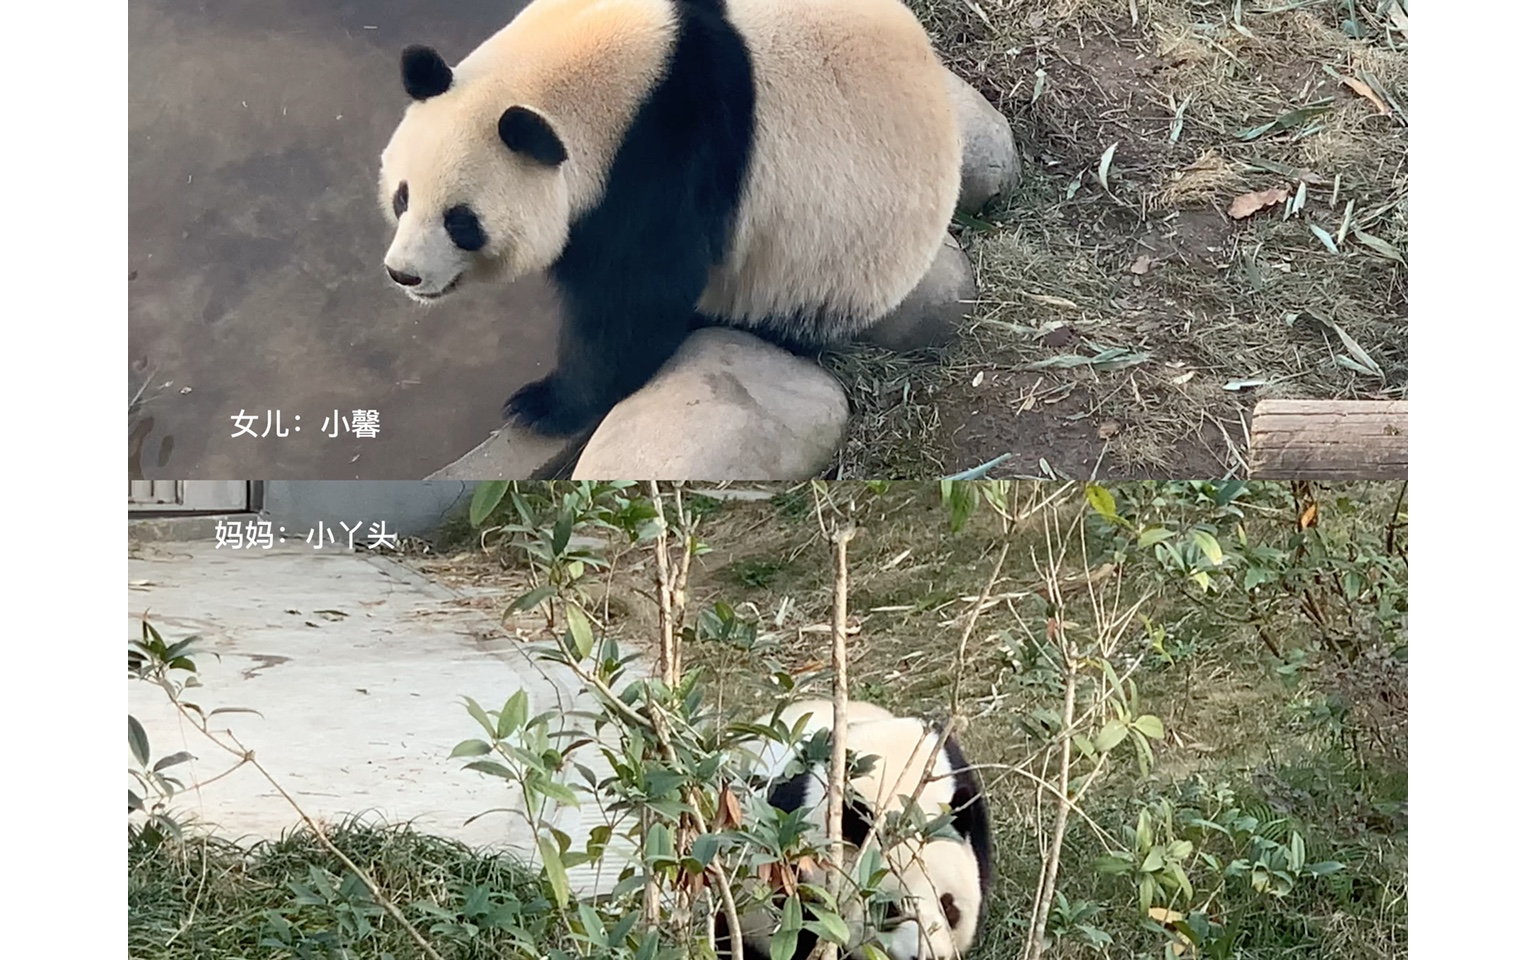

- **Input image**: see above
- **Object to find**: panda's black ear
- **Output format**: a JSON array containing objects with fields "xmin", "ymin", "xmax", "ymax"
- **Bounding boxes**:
[
  {"xmin": 498, "ymin": 106, "xmax": 568, "ymax": 166},
  {"xmin": 401, "ymin": 45, "xmax": 453, "ymax": 100}
]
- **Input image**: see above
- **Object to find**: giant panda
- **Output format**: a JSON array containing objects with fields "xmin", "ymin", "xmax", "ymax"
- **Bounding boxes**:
[
  {"xmin": 723, "ymin": 703, "xmax": 993, "ymax": 960},
  {"xmin": 378, "ymin": 0, "xmax": 962, "ymax": 437}
]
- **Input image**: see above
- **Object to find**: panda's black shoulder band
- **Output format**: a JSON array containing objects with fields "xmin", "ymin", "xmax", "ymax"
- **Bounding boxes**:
[{"xmin": 402, "ymin": 45, "xmax": 453, "ymax": 100}]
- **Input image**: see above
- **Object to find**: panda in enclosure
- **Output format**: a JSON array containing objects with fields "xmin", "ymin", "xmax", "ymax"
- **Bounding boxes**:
[
  {"xmin": 721, "ymin": 700, "xmax": 994, "ymax": 960},
  {"xmin": 377, "ymin": 0, "xmax": 962, "ymax": 437}
]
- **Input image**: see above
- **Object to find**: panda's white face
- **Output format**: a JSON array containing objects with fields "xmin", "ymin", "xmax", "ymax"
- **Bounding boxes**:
[
  {"xmin": 864, "ymin": 837, "xmax": 982, "ymax": 960},
  {"xmin": 378, "ymin": 79, "xmax": 573, "ymax": 305}
]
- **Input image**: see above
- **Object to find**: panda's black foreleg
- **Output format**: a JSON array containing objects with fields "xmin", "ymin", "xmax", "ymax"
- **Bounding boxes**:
[{"xmin": 503, "ymin": 298, "xmax": 695, "ymax": 437}]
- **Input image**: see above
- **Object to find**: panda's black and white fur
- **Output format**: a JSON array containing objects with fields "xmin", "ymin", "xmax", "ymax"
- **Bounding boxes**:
[
  {"xmin": 727, "ymin": 701, "xmax": 992, "ymax": 960},
  {"xmin": 379, "ymin": 0, "xmax": 962, "ymax": 436}
]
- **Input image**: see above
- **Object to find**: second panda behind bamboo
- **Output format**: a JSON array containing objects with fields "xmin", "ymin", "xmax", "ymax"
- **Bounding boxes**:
[{"xmin": 726, "ymin": 700, "xmax": 994, "ymax": 960}]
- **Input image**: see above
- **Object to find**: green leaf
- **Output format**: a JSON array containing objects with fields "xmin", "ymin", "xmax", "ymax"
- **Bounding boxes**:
[
  {"xmin": 505, "ymin": 585, "xmax": 558, "ymax": 616},
  {"xmin": 577, "ymin": 903, "xmax": 606, "ymax": 943},
  {"xmin": 644, "ymin": 822, "xmax": 675, "ymax": 864},
  {"xmin": 689, "ymin": 833, "xmax": 725, "ymax": 870},
  {"xmin": 1094, "ymin": 719, "xmax": 1129, "ymax": 753},
  {"xmin": 551, "ymin": 511, "xmax": 573, "ymax": 556},
  {"xmin": 770, "ymin": 926, "xmax": 801, "ymax": 960},
  {"xmin": 538, "ymin": 778, "xmax": 582, "ymax": 808},
  {"xmin": 153, "ymin": 751, "xmax": 193, "ymax": 772},
  {"xmin": 1243, "ymin": 566, "xmax": 1271, "ymax": 590},
  {"xmin": 1169, "ymin": 862, "xmax": 1194, "ymax": 902},
  {"xmin": 1141, "ymin": 846, "xmax": 1165, "ymax": 873},
  {"xmin": 207, "ymin": 707, "xmax": 263, "ymax": 719},
  {"xmin": 464, "ymin": 697, "xmax": 497, "ymax": 738},
  {"xmin": 806, "ymin": 904, "xmax": 851, "ymax": 945},
  {"xmin": 1167, "ymin": 839, "xmax": 1194, "ymax": 860},
  {"xmin": 1092, "ymin": 853, "xmax": 1136, "ymax": 875},
  {"xmin": 1214, "ymin": 479, "xmax": 1246, "ymax": 507},
  {"xmin": 634, "ymin": 930, "xmax": 660, "ymax": 960},
  {"xmin": 129, "ymin": 716, "xmax": 150, "ymax": 768},
  {"xmin": 566, "ymin": 606, "xmax": 595, "ymax": 661},
  {"xmin": 1288, "ymin": 832, "xmax": 1306, "ymax": 872},
  {"xmin": 1189, "ymin": 529, "xmax": 1224, "ymax": 566},
  {"xmin": 1139, "ymin": 873, "xmax": 1157, "ymax": 914},
  {"xmin": 496, "ymin": 690, "xmax": 529, "ymax": 741},
  {"xmin": 1138, "ymin": 527, "xmax": 1176, "ymax": 548},
  {"xmin": 537, "ymin": 835, "xmax": 570, "ymax": 910},
  {"xmin": 450, "ymin": 739, "xmax": 493, "ymax": 758},
  {"xmin": 464, "ymin": 760, "xmax": 518, "ymax": 780},
  {"xmin": 941, "ymin": 480, "xmax": 979, "ymax": 533},
  {"xmin": 129, "ymin": 789, "xmax": 144, "ymax": 812},
  {"xmin": 1084, "ymin": 484, "xmax": 1123, "ymax": 524},
  {"xmin": 1131, "ymin": 715, "xmax": 1165, "ymax": 739},
  {"xmin": 469, "ymin": 481, "xmax": 511, "ymax": 527}
]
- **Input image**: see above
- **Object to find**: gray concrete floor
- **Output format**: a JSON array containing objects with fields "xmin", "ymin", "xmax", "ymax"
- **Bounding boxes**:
[
  {"xmin": 128, "ymin": 0, "xmax": 559, "ymax": 480},
  {"xmin": 128, "ymin": 539, "xmax": 629, "ymax": 893}
]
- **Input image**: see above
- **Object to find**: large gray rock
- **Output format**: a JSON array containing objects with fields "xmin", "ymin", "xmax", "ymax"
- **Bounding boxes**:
[
  {"xmin": 946, "ymin": 70, "xmax": 1022, "ymax": 215},
  {"xmin": 860, "ymin": 234, "xmax": 977, "ymax": 351},
  {"xmin": 572, "ymin": 328, "xmax": 848, "ymax": 481}
]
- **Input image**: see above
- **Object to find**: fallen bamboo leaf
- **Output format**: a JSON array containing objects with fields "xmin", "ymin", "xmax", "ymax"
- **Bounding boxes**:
[
  {"xmin": 1351, "ymin": 227, "xmax": 1406, "ymax": 263},
  {"xmin": 1130, "ymin": 254, "xmax": 1153, "ymax": 274},
  {"xmin": 1313, "ymin": 313, "xmax": 1385, "ymax": 379},
  {"xmin": 1023, "ymin": 292, "xmax": 1081, "ymax": 310},
  {"xmin": 1223, "ymin": 378, "xmax": 1268, "ymax": 391},
  {"xmin": 1341, "ymin": 75, "xmax": 1391, "ymax": 115},
  {"xmin": 1098, "ymin": 142, "xmax": 1119, "ymax": 195},
  {"xmin": 1388, "ymin": 1, "xmax": 1408, "ymax": 39},
  {"xmin": 1169, "ymin": 370, "xmax": 1196, "ymax": 385},
  {"xmin": 1229, "ymin": 186, "xmax": 1290, "ymax": 219},
  {"xmin": 1233, "ymin": 100, "xmax": 1334, "ymax": 141},
  {"xmin": 1308, "ymin": 223, "xmax": 1340, "ymax": 254}
]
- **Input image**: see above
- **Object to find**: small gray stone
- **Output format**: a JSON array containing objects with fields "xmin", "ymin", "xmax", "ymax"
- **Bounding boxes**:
[
  {"xmin": 572, "ymin": 328, "xmax": 848, "ymax": 480},
  {"xmin": 860, "ymin": 233, "xmax": 977, "ymax": 352},
  {"xmin": 945, "ymin": 70, "xmax": 1022, "ymax": 215},
  {"xmin": 426, "ymin": 422, "xmax": 571, "ymax": 480}
]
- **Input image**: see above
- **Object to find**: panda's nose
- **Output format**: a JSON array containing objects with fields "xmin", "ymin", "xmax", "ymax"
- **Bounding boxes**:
[{"xmin": 386, "ymin": 266, "xmax": 422, "ymax": 287}]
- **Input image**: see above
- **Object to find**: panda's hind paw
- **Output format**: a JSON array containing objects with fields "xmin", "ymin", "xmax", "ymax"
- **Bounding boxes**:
[{"xmin": 502, "ymin": 377, "xmax": 592, "ymax": 437}]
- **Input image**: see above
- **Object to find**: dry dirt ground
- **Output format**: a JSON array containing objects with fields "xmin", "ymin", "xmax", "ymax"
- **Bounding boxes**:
[{"xmin": 830, "ymin": 0, "xmax": 1407, "ymax": 479}]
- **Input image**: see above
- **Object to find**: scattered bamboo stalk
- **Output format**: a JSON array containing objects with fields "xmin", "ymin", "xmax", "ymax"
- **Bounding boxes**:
[
  {"xmin": 1024, "ymin": 513, "xmax": 1079, "ymax": 960},
  {"xmin": 820, "ymin": 521, "xmax": 857, "ymax": 960}
]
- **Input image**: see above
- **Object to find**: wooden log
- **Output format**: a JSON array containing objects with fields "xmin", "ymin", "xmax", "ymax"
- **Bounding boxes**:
[{"xmin": 1249, "ymin": 399, "xmax": 1407, "ymax": 480}]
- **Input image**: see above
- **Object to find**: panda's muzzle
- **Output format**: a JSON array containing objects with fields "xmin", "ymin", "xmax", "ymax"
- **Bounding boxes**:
[
  {"xmin": 387, "ymin": 267, "xmax": 463, "ymax": 301},
  {"xmin": 386, "ymin": 265, "xmax": 422, "ymax": 288}
]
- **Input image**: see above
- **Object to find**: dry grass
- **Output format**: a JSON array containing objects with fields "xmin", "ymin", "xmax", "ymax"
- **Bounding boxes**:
[{"xmin": 831, "ymin": 0, "xmax": 1408, "ymax": 479}]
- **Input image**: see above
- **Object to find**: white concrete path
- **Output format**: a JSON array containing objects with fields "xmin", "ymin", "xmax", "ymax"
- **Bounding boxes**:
[{"xmin": 128, "ymin": 540, "xmax": 631, "ymax": 894}]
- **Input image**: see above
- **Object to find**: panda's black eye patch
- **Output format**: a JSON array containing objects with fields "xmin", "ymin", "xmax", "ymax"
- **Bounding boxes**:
[
  {"xmin": 444, "ymin": 205, "xmax": 486, "ymax": 251},
  {"xmin": 392, "ymin": 181, "xmax": 409, "ymax": 218}
]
